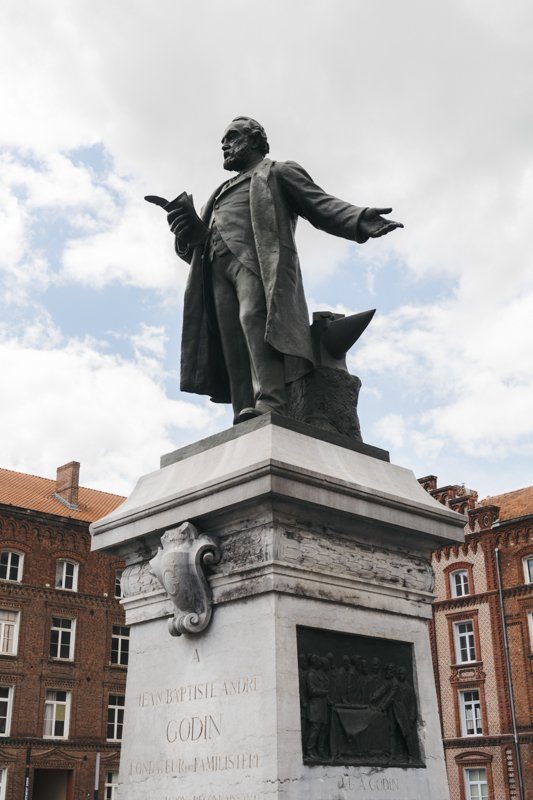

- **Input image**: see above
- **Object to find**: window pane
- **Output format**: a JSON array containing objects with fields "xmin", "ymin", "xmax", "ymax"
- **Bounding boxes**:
[
  {"xmin": 465, "ymin": 767, "xmax": 489, "ymax": 800},
  {"xmin": 44, "ymin": 690, "xmax": 69, "ymax": 738},
  {"xmin": 452, "ymin": 570, "xmax": 469, "ymax": 597},
  {"xmin": 56, "ymin": 561, "xmax": 78, "ymax": 591},
  {"xmin": 0, "ymin": 610, "xmax": 18, "ymax": 655},
  {"xmin": 105, "ymin": 771, "xmax": 119, "ymax": 800},
  {"xmin": 455, "ymin": 620, "xmax": 476, "ymax": 662},
  {"xmin": 111, "ymin": 626, "xmax": 129, "ymax": 666},
  {"xmin": 0, "ymin": 552, "xmax": 21, "ymax": 582},
  {"xmin": 0, "ymin": 686, "xmax": 11, "ymax": 736}
]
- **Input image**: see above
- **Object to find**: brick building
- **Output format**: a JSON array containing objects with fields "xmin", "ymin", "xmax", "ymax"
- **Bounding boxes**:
[
  {"xmin": 421, "ymin": 477, "xmax": 533, "ymax": 800},
  {"xmin": 0, "ymin": 462, "xmax": 126, "ymax": 800}
]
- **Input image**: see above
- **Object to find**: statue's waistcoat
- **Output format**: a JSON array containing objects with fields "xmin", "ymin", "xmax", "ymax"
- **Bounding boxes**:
[{"xmin": 210, "ymin": 176, "xmax": 260, "ymax": 276}]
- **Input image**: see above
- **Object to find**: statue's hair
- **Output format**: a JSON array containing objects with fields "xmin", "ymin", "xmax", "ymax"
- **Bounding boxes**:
[{"xmin": 232, "ymin": 116, "xmax": 270, "ymax": 155}]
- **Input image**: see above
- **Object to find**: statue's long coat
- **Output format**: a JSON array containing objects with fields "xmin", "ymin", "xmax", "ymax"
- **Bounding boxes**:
[{"xmin": 178, "ymin": 158, "xmax": 368, "ymax": 403}]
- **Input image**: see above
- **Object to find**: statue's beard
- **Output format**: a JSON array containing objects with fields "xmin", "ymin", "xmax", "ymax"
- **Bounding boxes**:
[{"xmin": 223, "ymin": 141, "xmax": 253, "ymax": 171}]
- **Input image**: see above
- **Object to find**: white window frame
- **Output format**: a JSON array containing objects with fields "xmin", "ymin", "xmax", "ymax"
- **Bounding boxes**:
[
  {"xmin": 0, "ymin": 767, "xmax": 7, "ymax": 800},
  {"xmin": 107, "ymin": 694, "xmax": 125, "ymax": 741},
  {"xmin": 104, "ymin": 771, "xmax": 119, "ymax": 800},
  {"xmin": 454, "ymin": 619, "xmax": 477, "ymax": 664},
  {"xmin": 55, "ymin": 559, "xmax": 79, "ymax": 592},
  {"xmin": 0, "ymin": 609, "xmax": 20, "ymax": 656},
  {"xmin": 528, "ymin": 611, "xmax": 533, "ymax": 653},
  {"xmin": 43, "ymin": 689, "xmax": 71, "ymax": 739},
  {"xmin": 49, "ymin": 617, "xmax": 76, "ymax": 661},
  {"xmin": 459, "ymin": 689, "xmax": 483, "ymax": 736},
  {"xmin": 522, "ymin": 555, "xmax": 533, "ymax": 584},
  {"xmin": 114, "ymin": 570, "xmax": 123, "ymax": 599},
  {"xmin": 110, "ymin": 625, "xmax": 129, "ymax": 666},
  {"xmin": 464, "ymin": 766, "xmax": 489, "ymax": 800},
  {"xmin": 450, "ymin": 569, "xmax": 470, "ymax": 597},
  {"xmin": 0, "ymin": 550, "xmax": 24, "ymax": 583},
  {"xmin": 0, "ymin": 685, "xmax": 14, "ymax": 737}
]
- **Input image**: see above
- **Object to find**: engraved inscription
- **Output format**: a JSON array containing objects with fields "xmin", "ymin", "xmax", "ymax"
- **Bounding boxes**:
[
  {"xmin": 137, "ymin": 675, "xmax": 259, "ymax": 708},
  {"xmin": 338, "ymin": 774, "xmax": 401, "ymax": 792},
  {"xmin": 166, "ymin": 714, "xmax": 221, "ymax": 743},
  {"xmin": 146, "ymin": 793, "xmax": 263, "ymax": 800},
  {"xmin": 129, "ymin": 752, "xmax": 260, "ymax": 777}
]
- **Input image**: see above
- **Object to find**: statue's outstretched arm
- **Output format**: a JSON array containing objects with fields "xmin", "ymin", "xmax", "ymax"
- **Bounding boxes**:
[{"xmin": 278, "ymin": 161, "xmax": 402, "ymax": 243}]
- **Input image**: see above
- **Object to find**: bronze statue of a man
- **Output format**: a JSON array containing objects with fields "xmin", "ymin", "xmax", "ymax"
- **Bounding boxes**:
[{"xmin": 162, "ymin": 117, "xmax": 402, "ymax": 424}]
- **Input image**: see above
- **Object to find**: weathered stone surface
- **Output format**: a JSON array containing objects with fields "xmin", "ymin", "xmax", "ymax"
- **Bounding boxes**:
[
  {"xmin": 91, "ymin": 418, "xmax": 464, "ymax": 555},
  {"xmin": 287, "ymin": 367, "xmax": 362, "ymax": 440},
  {"xmin": 91, "ymin": 421, "xmax": 463, "ymax": 799}
]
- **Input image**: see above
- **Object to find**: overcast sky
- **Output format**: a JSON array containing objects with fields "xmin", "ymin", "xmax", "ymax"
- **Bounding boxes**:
[{"xmin": 1, "ymin": 0, "xmax": 532, "ymax": 499}]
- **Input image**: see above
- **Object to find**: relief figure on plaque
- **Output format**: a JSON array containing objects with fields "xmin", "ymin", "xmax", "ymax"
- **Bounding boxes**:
[
  {"xmin": 305, "ymin": 654, "xmax": 330, "ymax": 759},
  {"xmin": 298, "ymin": 653, "xmax": 309, "ymax": 746},
  {"xmin": 297, "ymin": 627, "xmax": 422, "ymax": 767}
]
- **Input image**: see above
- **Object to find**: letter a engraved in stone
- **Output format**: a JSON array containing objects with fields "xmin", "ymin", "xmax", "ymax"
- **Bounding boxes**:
[{"xmin": 149, "ymin": 521, "xmax": 221, "ymax": 636}]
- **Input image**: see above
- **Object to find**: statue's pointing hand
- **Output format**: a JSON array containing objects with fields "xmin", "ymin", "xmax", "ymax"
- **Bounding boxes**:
[
  {"xmin": 359, "ymin": 207, "xmax": 403, "ymax": 239},
  {"xmin": 167, "ymin": 195, "xmax": 209, "ymax": 248}
]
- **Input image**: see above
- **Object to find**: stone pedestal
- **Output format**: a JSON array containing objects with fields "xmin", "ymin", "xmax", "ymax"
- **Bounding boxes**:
[{"xmin": 91, "ymin": 415, "xmax": 465, "ymax": 800}]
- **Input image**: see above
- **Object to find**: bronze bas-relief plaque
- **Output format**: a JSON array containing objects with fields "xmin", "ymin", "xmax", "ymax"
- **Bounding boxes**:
[{"xmin": 297, "ymin": 626, "xmax": 423, "ymax": 768}]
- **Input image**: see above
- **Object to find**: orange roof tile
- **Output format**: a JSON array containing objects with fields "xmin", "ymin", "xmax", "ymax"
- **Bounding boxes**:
[
  {"xmin": 0, "ymin": 467, "xmax": 125, "ymax": 523},
  {"xmin": 480, "ymin": 485, "xmax": 533, "ymax": 522}
]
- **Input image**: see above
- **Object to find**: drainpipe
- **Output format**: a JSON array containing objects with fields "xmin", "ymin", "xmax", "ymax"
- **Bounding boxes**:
[
  {"xmin": 494, "ymin": 548, "xmax": 525, "ymax": 800},
  {"xmin": 93, "ymin": 751, "xmax": 100, "ymax": 800},
  {"xmin": 23, "ymin": 746, "xmax": 31, "ymax": 800}
]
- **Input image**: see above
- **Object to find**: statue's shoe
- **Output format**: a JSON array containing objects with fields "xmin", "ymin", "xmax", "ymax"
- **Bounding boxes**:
[{"xmin": 234, "ymin": 407, "xmax": 263, "ymax": 424}]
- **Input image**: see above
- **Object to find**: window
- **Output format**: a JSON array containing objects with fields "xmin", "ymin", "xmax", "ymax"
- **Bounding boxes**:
[
  {"xmin": 107, "ymin": 694, "xmax": 125, "ymax": 741},
  {"xmin": 110, "ymin": 625, "xmax": 129, "ymax": 666},
  {"xmin": 528, "ymin": 612, "xmax": 533, "ymax": 652},
  {"xmin": 49, "ymin": 617, "xmax": 76, "ymax": 661},
  {"xmin": 523, "ymin": 556, "xmax": 533, "ymax": 584},
  {"xmin": 459, "ymin": 690, "xmax": 482, "ymax": 736},
  {"xmin": 0, "ymin": 610, "xmax": 20, "ymax": 656},
  {"xmin": 464, "ymin": 767, "xmax": 489, "ymax": 800},
  {"xmin": 114, "ymin": 570, "xmax": 123, "ymax": 599},
  {"xmin": 105, "ymin": 771, "xmax": 119, "ymax": 800},
  {"xmin": 55, "ymin": 560, "xmax": 79, "ymax": 591},
  {"xmin": 450, "ymin": 569, "xmax": 470, "ymax": 597},
  {"xmin": 0, "ymin": 686, "xmax": 13, "ymax": 736},
  {"xmin": 0, "ymin": 768, "xmax": 6, "ymax": 800},
  {"xmin": 0, "ymin": 551, "xmax": 23, "ymax": 582},
  {"xmin": 454, "ymin": 620, "xmax": 476, "ymax": 663},
  {"xmin": 43, "ymin": 689, "xmax": 71, "ymax": 738}
]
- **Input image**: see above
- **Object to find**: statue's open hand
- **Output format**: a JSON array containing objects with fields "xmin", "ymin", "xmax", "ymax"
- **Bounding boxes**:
[
  {"xmin": 359, "ymin": 207, "xmax": 403, "ymax": 239},
  {"xmin": 167, "ymin": 198, "xmax": 209, "ymax": 248}
]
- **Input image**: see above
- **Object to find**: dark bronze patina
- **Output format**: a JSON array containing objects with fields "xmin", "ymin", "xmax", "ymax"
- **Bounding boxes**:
[
  {"xmin": 297, "ymin": 626, "xmax": 423, "ymax": 768},
  {"xmin": 146, "ymin": 117, "xmax": 402, "ymax": 435}
]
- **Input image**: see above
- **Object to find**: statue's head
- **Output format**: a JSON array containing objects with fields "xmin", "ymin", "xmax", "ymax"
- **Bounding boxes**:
[{"xmin": 221, "ymin": 116, "xmax": 269, "ymax": 172}]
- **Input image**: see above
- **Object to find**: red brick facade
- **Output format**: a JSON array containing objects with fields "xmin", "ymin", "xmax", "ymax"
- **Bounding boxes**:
[
  {"xmin": 422, "ymin": 478, "xmax": 533, "ymax": 800},
  {"xmin": 0, "ymin": 464, "xmax": 125, "ymax": 800}
]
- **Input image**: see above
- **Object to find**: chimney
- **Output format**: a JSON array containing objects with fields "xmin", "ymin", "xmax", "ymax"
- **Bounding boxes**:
[{"xmin": 55, "ymin": 461, "xmax": 80, "ymax": 507}]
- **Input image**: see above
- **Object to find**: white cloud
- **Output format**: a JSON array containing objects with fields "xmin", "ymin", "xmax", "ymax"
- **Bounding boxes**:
[
  {"xmin": 60, "ymin": 187, "xmax": 183, "ymax": 292},
  {"xmin": 0, "ymin": 329, "xmax": 223, "ymax": 495},
  {"xmin": 357, "ymin": 293, "xmax": 533, "ymax": 461}
]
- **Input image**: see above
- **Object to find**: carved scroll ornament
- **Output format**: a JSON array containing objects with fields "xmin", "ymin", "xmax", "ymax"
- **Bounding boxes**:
[{"xmin": 149, "ymin": 521, "xmax": 221, "ymax": 637}]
